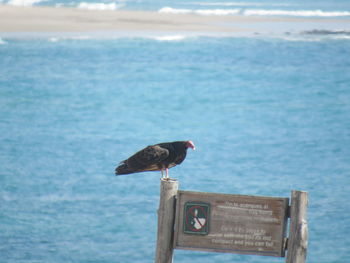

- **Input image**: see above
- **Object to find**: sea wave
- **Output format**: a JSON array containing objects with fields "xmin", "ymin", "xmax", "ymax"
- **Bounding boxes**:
[
  {"xmin": 159, "ymin": 7, "xmax": 350, "ymax": 18},
  {"xmin": 77, "ymin": 2, "xmax": 123, "ymax": 11},
  {"xmin": 243, "ymin": 9, "xmax": 350, "ymax": 17},
  {"xmin": 196, "ymin": 9, "xmax": 240, "ymax": 15},
  {"xmin": 302, "ymin": 29, "xmax": 350, "ymax": 36},
  {"xmin": 332, "ymin": 35, "xmax": 350, "ymax": 40},
  {"xmin": 48, "ymin": 35, "xmax": 92, "ymax": 42},
  {"xmin": 159, "ymin": 7, "xmax": 240, "ymax": 16},
  {"xmin": 152, "ymin": 35, "xmax": 188, "ymax": 41},
  {"xmin": 0, "ymin": 38, "xmax": 7, "ymax": 44},
  {"xmin": 189, "ymin": 2, "xmax": 292, "ymax": 7},
  {"xmin": 7, "ymin": 0, "xmax": 45, "ymax": 6},
  {"xmin": 281, "ymin": 35, "xmax": 350, "ymax": 42}
]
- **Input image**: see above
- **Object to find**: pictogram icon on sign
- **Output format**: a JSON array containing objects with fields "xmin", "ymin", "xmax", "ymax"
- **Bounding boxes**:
[{"xmin": 183, "ymin": 202, "xmax": 210, "ymax": 235}]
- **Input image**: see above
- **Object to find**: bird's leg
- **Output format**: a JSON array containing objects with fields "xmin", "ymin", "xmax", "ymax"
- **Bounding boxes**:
[
  {"xmin": 165, "ymin": 168, "xmax": 169, "ymax": 179},
  {"xmin": 161, "ymin": 169, "xmax": 164, "ymax": 178}
]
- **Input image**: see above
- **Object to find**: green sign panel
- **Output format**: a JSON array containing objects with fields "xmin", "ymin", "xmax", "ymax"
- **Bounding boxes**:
[{"xmin": 183, "ymin": 202, "xmax": 210, "ymax": 235}]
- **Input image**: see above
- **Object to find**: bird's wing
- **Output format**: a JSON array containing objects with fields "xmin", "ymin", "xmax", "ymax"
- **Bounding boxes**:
[
  {"xmin": 133, "ymin": 145, "xmax": 169, "ymax": 166},
  {"xmin": 116, "ymin": 145, "xmax": 169, "ymax": 175}
]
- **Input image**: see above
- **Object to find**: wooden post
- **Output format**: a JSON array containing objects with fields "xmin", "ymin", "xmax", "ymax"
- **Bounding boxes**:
[
  {"xmin": 286, "ymin": 190, "xmax": 308, "ymax": 263},
  {"xmin": 155, "ymin": 178, "xmax": 178, "ymax": 263}
]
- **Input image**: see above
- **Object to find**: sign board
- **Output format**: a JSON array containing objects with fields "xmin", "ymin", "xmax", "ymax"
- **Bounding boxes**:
[{"xmin": 174, "ymin": 191, "xmax": 289, "ymax": 257}]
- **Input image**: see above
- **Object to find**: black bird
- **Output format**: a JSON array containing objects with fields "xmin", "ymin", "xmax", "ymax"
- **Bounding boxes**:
[{"xmin": 115, "ymin": 141, "xmax": 195, "ymax": 178}]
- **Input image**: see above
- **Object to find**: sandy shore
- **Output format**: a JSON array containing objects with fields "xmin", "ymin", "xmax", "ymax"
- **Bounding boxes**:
[{"xmin": 0, "ymin": 5, "xmax": 349, "ymax": 36}]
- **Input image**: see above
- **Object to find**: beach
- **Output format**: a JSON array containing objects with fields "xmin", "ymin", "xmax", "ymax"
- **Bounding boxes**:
[{"xmin": 1, "ymin": 4, "xmax": 349, "ymax": 36}]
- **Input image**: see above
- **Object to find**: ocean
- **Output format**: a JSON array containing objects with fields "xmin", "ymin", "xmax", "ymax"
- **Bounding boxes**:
[
  {"xmin": 1, "ymin": 0, "xmax": 350, "ymax": 15},
  {"xmin": 1, "ymin": 1, "xmax": 350, "ymax": 263}
]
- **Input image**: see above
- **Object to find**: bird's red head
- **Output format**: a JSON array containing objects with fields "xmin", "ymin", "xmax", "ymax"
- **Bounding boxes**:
[{"xmin": 186, "ymin": 140, "xmax": 196, "ymax": 150}]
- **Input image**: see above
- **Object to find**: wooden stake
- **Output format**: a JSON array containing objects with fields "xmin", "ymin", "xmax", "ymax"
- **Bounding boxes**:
[
  {"xmin": 155, "ymin": 178, "xmax": 178, "ymax": 263},
  {"xmin": 286, "ymin": 190, "xmax": 308, "ymax": 263}
]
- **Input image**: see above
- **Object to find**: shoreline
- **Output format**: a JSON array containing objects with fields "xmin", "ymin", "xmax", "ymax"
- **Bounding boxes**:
[{"xmin": 1, "ymin": 5, "xmax": 350, "ymax": 37}]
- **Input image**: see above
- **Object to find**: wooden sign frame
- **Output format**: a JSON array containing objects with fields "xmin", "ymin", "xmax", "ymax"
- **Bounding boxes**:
[{"xmin": 173, "ymin": 190, "xmax": 289, "ymax": 257}]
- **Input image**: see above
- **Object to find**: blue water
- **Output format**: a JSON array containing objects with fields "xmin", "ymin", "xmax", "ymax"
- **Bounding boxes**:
[
  {"xmin": 1, "ymin": 35, "xmax": 350, "ymax": 263},
  {"xmin": 1, "ymin": 0, "xmax": 350, "ymax": 17},
  {"xmin": 49, "ymin": 0, "xmax": 350, "ymax": 13},
  {"xmin": 28, "ymin": 0, "xmax": 350, "ymax": 13}
]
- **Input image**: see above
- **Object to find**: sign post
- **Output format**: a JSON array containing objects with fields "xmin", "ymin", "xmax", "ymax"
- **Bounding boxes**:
[
  {"xmin": 286, "ymin": 190, "xmax": 308, "ymax": 263},
  {"xmin": 155, "ymin": 178, "xmax": 178, "ymax": 263},
  {"xmin": 154, "ymin": 180, "xmax": 308, "ymax": 263}
]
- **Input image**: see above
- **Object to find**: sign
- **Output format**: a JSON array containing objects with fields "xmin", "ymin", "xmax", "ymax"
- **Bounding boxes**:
[
  {"xmin": 183, "ymin": 202, "xmax": 210, "ymax": 235},
  {"xmin": 174, "ymin": 191, "xmax": 289, "ymax": 257}
]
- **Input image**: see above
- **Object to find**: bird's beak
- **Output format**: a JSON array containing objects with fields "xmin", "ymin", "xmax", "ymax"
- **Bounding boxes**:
[{"xmin": 187, "ymin": 141, "xmax": 196, "ymax": 150}]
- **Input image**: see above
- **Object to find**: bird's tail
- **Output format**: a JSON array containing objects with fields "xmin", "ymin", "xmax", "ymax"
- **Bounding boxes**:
[{"xmin": 115, "ymin": 161, "xmax": 134, "ymax": 175}]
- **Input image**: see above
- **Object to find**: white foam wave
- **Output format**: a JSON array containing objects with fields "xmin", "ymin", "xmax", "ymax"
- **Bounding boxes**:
[
  {"xmin": 243, "ymin": 9, "xmax": 350, "ymax": 17},
  {"xmin": 77, "ymin": 2, "xmax": 123, "ymax": 11},
  {"xmin": 159, "ymin": 6, "xmax": 350, "ymax": 18},
  {"xmin": 153, "ymin": 35, "xmax": 187, "ymax": 41},
  {"xmin": 280, "ymin": 36, "xmax": 323, "ymax": 42},
  {"xmin": 333, "ymin": 35, "xmax": 350, "ymax": 40},
  {"xmin": 70, "ymin": 35, "xmax": 91, "ymax": 40},
  {"xmin": 281, "ymin": 35, "xmax": 350, "ymax": 42},
  {"xmin": 0, "ymin": 38, "xmax": 7, "ymax": 45},
  {"xmin": 49, "ymin": 37, "xmax": 59, "ymax": 42},
  {"xmin": 190, "ymin": 2, "xmax": 292, "ymax": 7},
  {"xmin": 196, "ymin": 9, "xmax": 240, "ymax": 15},
  {"xmin": 48, "ymin": 35, "xmax": 92, "ymax": 42},
  {"xmin": 7, "ymin": 0, "xmax": 44, "ymax": 6},
  {"xmin": 158, "ymin": 7, "xmax": 192, "ymax": 15},
  {"xmin": 159, "ymin": 7, "xmax": 240, "ymax": 16},
  {"xmin": 302, "ymin": 29, "xmax": 350, "ymax": 36}
]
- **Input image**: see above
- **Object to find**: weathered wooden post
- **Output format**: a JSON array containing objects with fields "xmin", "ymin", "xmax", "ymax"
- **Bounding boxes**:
[
  {"xmin": 155, "ymin": 178, "xmax": 178, "ymax": 263},
  {"xmin": 286, "ymin": 190, "xmax": 308, "ymax": 263}
]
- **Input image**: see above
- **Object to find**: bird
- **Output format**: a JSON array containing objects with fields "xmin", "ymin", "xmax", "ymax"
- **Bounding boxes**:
[{"xmin": 115, "ymin": 141, "xmax": 195, "ymax": 178}]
